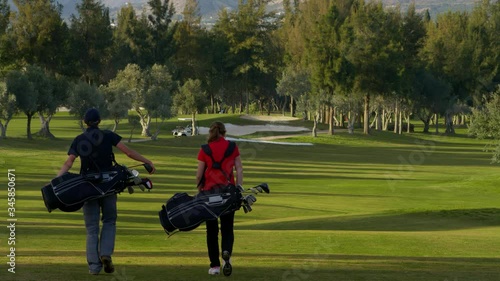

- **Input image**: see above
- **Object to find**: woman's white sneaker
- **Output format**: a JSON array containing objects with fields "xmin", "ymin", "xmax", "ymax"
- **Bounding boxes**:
[{"xmin": 208, "ymin": 266, "xmax": 220, "ymax": 275}]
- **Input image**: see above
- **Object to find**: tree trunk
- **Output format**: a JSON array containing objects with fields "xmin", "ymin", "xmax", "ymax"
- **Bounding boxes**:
[
  {"xmin": 211, "ymin": 94, "xmax": 215, "ymax": 114},
  {"xmin": 406, "ymin": 115, "xmax": 410, "ymax": 133},
  {"xmin": 376, "ymin": 108, "xmax": 382, "ymax": 131},
  {"xmin": 423, "ymin": 120, "xmax": 429, "ymax": 133},
  {"xmin": 79, "ymin": 120, "xmax": 85, "ymax": 132},
  {"xmin": 26, "ymin": 113, "xmax": 34, "ymax": 140},
  {"xmin": 398, "ymin": 111, "xmax": 402, "ymax": 135},
  {"xmin": 325, "ymin": 106, "xmax": 329, "ymax": 125},
  {"xmin": 128, "ymin": 126, "xmax": 135, "ymax": 143},
  {"xmin": 312, "ymin": 111, "xmax": 319, "ymax": 137},
  {"xmin": 282, "ymin": 95, "xmax": 287, "ymax": 116},
  {"xmin": 111, "ymin": 119, "xmax": 120, "ymax": 132},
  {"xmin": 394, "ymin": 102, "xmax": 398, "ymax": 134},
  {"xmin": 140, "ymin": 115, "xmax": 151, "ymax": 137},
  {"xmin": 435, "ymin": 114, "xmax": 439, "ymax": 134},
  {"xmin": 290, "ymin": 96, "xmax": 295, "ymax": 117},
  {"xmin": 0, "ymin": 122, "xmax": 7, "ymax": 138},
  {"xmin": 192, "ymin": 112, "xmax": 197, "ymax": 136},
  {"xmin": 370, "ymin": 112, "xmax": 377, "ymax": 129},
  {"xmin": 421, "ymin": 113, "xmax": 432, "ymax": 133},
  {"xmin": 363, "ymin": 93, "xmax": 370, "ymax": 134},
  {"xmin": 38, "ymin": 114, "xmax": 55, "ymax": 139},
  {"xmin": 246, "ymin": 90, "xmax": 250, "ymax": 115},
  {"xmin": 383, "ymin": 111, "xmax": 389, "ymax": 130},
  {"xmin": 328, "ymin": 106, "xmax": 334, "ymax": 135},
  {"xmin": 347, "ymin": 112, "xmax": 355, "ymax": 134},
  {"xmin": 445, "ymin": 112, "xmax": 455, "ymax": 134}
]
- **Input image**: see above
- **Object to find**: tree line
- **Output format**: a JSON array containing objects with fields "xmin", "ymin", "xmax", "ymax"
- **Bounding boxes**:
[{"xmin": 0, "ymin": 0, "xmax": 498, "ymax": 141}]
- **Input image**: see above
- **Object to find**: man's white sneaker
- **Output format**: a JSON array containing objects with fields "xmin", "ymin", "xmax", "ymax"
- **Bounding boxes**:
[
  {"xmin": 222, "ymin": 251, "xmax": 232, "ymax": 276},
  {"xmin": 208, "ymin": 266, "xmax": 220, "ymax": 275}
]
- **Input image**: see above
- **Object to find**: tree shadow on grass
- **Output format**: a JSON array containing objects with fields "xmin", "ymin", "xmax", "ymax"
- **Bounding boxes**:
[
  {"xmin": 10, "ymin": 254, "xmax": 500, "ymax": 281},
  {"xmin": 237, "ymin": 208, "xmax": 500, "ymax": 232}
]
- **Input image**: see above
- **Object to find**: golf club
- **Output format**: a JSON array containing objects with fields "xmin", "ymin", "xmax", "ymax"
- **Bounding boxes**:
[
  {"xmin": 126, "ymin": 163, "xmax": 154, "ymax": 174},
  {"xmin": 127, "ymin": 186, "xmax": 134, "ymax": 194},
  {"xmin": 244, "ymin": 183, "xmax": 270, "ymax": 194}
]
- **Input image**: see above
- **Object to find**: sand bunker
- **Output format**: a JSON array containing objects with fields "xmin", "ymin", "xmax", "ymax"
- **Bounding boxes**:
[
  {"xmin": 240, "ymin": 115, "xmax": 301, "ymax": 122},
  {"xmin": 198, "ymin": 123, "xmax": 309, "ymax": 136},
  {"xmin": 225, "ymin": 137, "xmax": 313, "ymax": 146},
  {"xmin": 197, "ymin": 122, "xmax": 313, "ymax": 146}
]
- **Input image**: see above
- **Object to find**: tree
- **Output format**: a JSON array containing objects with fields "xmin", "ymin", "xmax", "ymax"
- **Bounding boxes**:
[
  {"xmin": 9, "ymin": 0, "xmax": 69, "ymax": 74},
  {"xmin": 213, "ymin": 0, "xmax": 279, "ymax": 114},
  {"xmin": 413, "ymin": 69, "xmax": 451, "ymax": 133},
  {"xmin": 102, "ymin": 85, "xmax": 131, "ymax": 132},
  {"xmin": 172, "ymin": 0, "xmax": 209, "ymax": 84},
  {"xmin": 112, "ymin": 4, "xmax": 140, "ymax": 71},
  {"xmin": 108, "ymin": 64, "xmax": 145, "ymax": 134},
  {"xmin": 66, "ymin": 81, "xmax": 107, "ymax": 130},
  {"xmin": 113, "ymin": 3, "xmax": 154, "ymax": 70},
  {"xmin": 334, "ymin": 93, "xmax": 363, "ymax": 134},
  {"xmin": 397, "ymin": 2, "xmax": 428, "ymax": 133},
  {"xmin": 147, "ymin": 0, "xmax": 178, "ymax": 65},
  {"xmin": 174, "ymin": 79, "xmax": 207, "ymax": 135},
  {"xmin": 201, "ymin": 30, "xmax": 228, "ymax": 113},
  {"xmin": 29, "ymin": 69, "xmax": 65, "ymax": 139},
  {"xmin": 346, "ymin": 1, "xmax": 403, "ymax": 134},
  {"xmin": 0, "ymin": 0, "xmax": 8, "ymax": 34},
  {"xmin": 143, "ymin": 64, "xmax": 175, "ymax": 139},
  {"xmin": 278, "ymin": 0, "xmax": 310, "ymax": 118},
  {"xmin": 6, "ymin": 70, "xmax": 36, "ymax": 139},
  {"xmin": 469, "ymin": 87, "xmax": 500, "ymax": 163},
  {"xmin": 0, "ymin": 0, "xmax": 14, "ymax": 74},
  {"xmin": 276, "ymin": 67, "xmax": 311, "ymax": 117},
  {"xmin": 296, "ymin": 90, "xmax": 323, "ymax": 137},
  {"xmin": 109, "ymin": 64, "xmax": 175, "ymax": 137},
  {"xmin": 466, "ymin": 0, "xmax": 500, "ymax": 102},
  {"xmin": 6, "ymin": 66, "xmax": 68, "ymax": 138},
  {"xmin": 69, "ymin": 0, "xmax": 113, "ymax": 84},
  {"xmin": 420, "ymin": 10, "xmax": 472, "ymax": 134},
  {"xmin": 304, "ymin": 0, "xmax": 355, "ymax": 135},
  {"xmin": 0, "ymin": 84, "xmax": 17, "ymax": 138}
]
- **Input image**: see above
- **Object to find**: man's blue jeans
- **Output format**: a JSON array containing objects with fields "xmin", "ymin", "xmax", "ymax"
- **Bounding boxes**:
[{"xmin": 83, "ymin": 194, "xmax": 117, "ymax": 273}]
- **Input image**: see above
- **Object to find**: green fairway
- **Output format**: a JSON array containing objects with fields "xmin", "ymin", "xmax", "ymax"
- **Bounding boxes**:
[{"xmin": 1, "ymin": 113, "xmax": 500, "ymax": 281}]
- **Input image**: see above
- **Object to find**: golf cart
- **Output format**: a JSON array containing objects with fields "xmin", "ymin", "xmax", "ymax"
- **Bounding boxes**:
[{"xmin": 172, "ymin": 125, "xmax": 194, "ymax": 137}]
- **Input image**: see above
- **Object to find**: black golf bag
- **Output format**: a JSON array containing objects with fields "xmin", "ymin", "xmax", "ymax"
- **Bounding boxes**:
[
  {"xmin": 41, "ymin": 164, "xmax": 150, "ymax": 213},
  {"xmin": 159, "ymin": 183, "xmax": 269, "ymax": 236},
  {"xmin": 159, "ymin": 184, "xmax": 243, "ymax": 236}
]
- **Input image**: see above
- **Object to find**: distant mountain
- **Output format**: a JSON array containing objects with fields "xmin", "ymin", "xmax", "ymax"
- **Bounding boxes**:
[{"xmin": 7, "ymin": 0, "xmax": 479, "ymax": 22}]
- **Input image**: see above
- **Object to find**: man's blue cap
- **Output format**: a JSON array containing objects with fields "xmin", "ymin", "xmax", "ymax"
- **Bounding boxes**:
[{"xmin": 84, "ymin": 108, "xmax": 101, "ymax": 126}]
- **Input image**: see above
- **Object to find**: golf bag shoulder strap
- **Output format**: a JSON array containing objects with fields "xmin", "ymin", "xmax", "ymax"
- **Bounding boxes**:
[
  {"xmin": 81, "ymin": 129, "xmax": 119, "ymax": 177},
  {"xmin": 201, "ymin": 141, "xmax": 236, "ymax": 170},
  {"xmin": 198, "ymin": 141, "xmax": 236, "ymax": 188}
]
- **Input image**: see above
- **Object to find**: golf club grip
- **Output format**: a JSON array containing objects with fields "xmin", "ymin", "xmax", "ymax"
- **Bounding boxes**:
[
  {"xmin": 144, "ymin": 163, "xmax": 153, "ymax": 174},
  {"xmin": 251, "ymin": 183, "xmax": 270, "ymax": 193}
]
